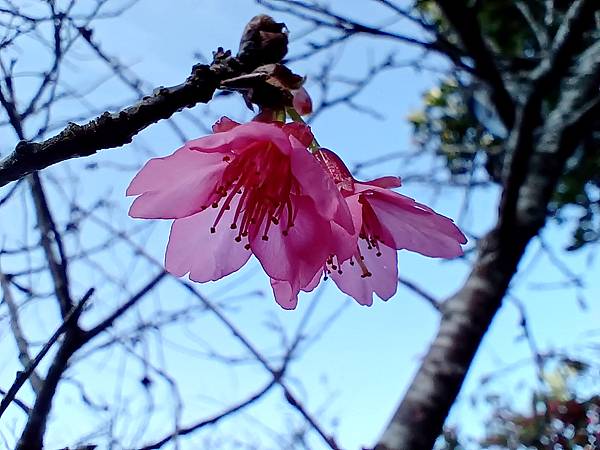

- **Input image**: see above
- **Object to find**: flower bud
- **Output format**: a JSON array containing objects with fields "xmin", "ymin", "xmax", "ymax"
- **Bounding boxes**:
[{"xmin": 293, "ymin": 87, "xmax": 313, "ymax": 115}]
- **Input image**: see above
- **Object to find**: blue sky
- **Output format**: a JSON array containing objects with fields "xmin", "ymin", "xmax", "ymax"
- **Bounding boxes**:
[{"xmin": 0, "ymin": 1, "xmax": 598, "ymax": 449}]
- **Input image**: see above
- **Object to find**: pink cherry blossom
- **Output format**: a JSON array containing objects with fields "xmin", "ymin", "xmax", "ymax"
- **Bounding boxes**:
[
  {"xmin": 314, "ymin": 148, "xmax": 468, "ymax": 306},
  {"xmin": 127, "ymin": 118, "xmax": 354, "ymax": 309}
]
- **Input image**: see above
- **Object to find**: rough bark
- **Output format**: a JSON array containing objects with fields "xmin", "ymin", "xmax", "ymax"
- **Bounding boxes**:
[
  {"xmin": 375, "ymin": 33, "xmax": 600, "ymax": 449},
  {"xmin": 0, "ymin": 14, "xmax": 289, "ymax": 188}
]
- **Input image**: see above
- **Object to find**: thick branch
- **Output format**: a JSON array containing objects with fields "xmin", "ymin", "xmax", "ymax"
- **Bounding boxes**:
[
  {"xmin": 375, "ymin": 36, "xmax": 600, "ymax": 450},
  {"xmin": 15, "ymin": 332, "xmax": 82, "ymax": 450},
  {"xmin": 531, "ymin": 0, "xmax": 597, "ymax": 85},
  {"xmin": 0, "ymin": 13, "xmax": 288, "ymax": 189},
  {"xmin": 0, "ymin": 63, "xmax": 220, "ymax": 188},
  {"xmin": 434, "ymin": 0, "xmax": 515, "ymax": 129}
]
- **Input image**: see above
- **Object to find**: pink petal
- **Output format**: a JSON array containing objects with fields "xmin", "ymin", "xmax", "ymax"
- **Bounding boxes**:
[
  {"xmin": 165, "ymin": 195, "xmax": 252, "ymax": 282},
  {"xmin": 270, "ymin": 268, "xmax": 323, "ymax": 310},
  {"xmin": 289, "ymin": 141, "xmax": 354, "ymax": 234},
  {"xmin": 302, "ymin": 270, "xmax": 323, "ymax": 293},
  {"xmin": 316, "ymin": 148, "xmax": 354, "ymax": 184},
  {"xmin": 368, "ymin": 190, "xmax": 467, "ymax": 258},
  {"xmin": 343, "ymin": 194, "xmax": 363, "ymax": 234},
  {"xmin": 212, "ymin": 116, "xmax": 240, "ymax": 133},
  {"xmin": 356, "ymin": 176, "xmax": 401, "ymax": 189},
  {"xmin": 293, "ymin": 87, "xmax": 313, "ymax": 115},
  {"xmin": 329, "ymin": 240, "xmax": 398, "ymax": 306},
  {"xmin": 250, "ymin": 195, "xmax": 332, "ymax": 292},
  {"xmin": 329, "ymin": 194, "xmax": 362, "ymax": 263},
  {"xmin": 270, "ymin": 279, "xmax": 299, "ymax": 310},
  {"xmin": 189, "ymin": 121, "xmax": 292, "ymax": 156},
  {"xmin": 127, "ymin": 148, "xmax": 226, "ymax": 219}
]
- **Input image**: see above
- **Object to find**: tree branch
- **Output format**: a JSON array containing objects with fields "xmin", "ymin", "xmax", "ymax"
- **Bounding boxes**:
[
  {"xmin": 531, "ymin": 0, "xmax": 597, "ymax": 85},
  {"xmin": 83, "ymin": 271, "xmax": 167, "ymax": 342},
  {"xmin": 375, "ymin": 31, "xmax": 600, "ymax": 450},
  {"xmin": 29, "ymin": 173, "xmax": 74, "ymax": 317},
  {"xmin": 433, "ymin": 0, "xmax": 515, "ymax": 129},
  {"xmin": 398, "ymin": 278, "xmax": 441, "ymax": 312},
  {"xmin": 138, "ymin": 380, "xmax": 278, "ymax": 450},
  {"xmin": 0, "ymin": 13, "xmax": 290, "ymax": 188},
  {"xmin": 0, "ymin": 271, "xmax": 44, "ymax": 395},
  {"xmin": 0, "ymin": 289, "xmax": 94, "ymax": 420},
  {"xmin": 15, "ymin": 289, "xmax": 94, "ymax": 450},
  {"xmin": 88, "ymin": 213, "xmax": 341, "ymax": 450},
  {"xmin": 0, "ymin": 62, "xmax": 219, "ymax": 188}
]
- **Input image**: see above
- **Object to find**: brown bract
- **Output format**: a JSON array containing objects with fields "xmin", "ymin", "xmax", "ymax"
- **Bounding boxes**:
[
  {"xmin": 0, "ymin": 14, "xmax": 295, "ymax": 187},
  {"xmin": 221, "ymin": 63, "xmax": 304, "ymax": 110}
]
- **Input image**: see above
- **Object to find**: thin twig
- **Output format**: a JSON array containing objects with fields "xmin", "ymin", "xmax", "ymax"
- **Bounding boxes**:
[
  {"xmin": 138, "ymin": 380, "xmax": 278, "ymax": 450},
  {"xmin": 0, "ymin": 288, "xmax": 94, "ymax": 419}
]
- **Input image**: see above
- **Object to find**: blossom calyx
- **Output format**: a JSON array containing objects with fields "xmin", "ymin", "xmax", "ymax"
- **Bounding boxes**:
[{"xmin": 221, "ymin": 64, "xmax": 304, "ymax": 110}]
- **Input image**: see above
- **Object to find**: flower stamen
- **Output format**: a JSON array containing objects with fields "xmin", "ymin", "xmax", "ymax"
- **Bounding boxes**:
[{"xmin": 206, "ymin": 143, "xmax": 301, "ymax": 244}]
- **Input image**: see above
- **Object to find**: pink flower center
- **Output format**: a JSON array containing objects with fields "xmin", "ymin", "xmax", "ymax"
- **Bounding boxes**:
[{"xmin": 206, "ymin": 142, "xmax": 299, "ymax": 245}]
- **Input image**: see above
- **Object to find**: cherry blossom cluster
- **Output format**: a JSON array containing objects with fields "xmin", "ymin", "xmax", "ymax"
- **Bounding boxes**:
[{"xmin": 127, "ymin": 89, "xmax": 466, "ymax": 309}]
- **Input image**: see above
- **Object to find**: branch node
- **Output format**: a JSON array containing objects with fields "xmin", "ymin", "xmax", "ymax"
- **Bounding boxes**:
[{"xmin": 15, "ymin": 140, "xmax": 39, "ymax": 155}]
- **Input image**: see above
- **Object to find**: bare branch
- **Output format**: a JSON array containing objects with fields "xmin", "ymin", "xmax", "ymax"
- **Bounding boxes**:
[
  {"xmin": 0, "ymin": 271, "xmax": 44, "ymax": 394},
  {"xmin": 398, "ymin": 278, "xmax": 441, "ymax": 312},
  {"xmin": 83, "ymin": 271, "xmax": 167, "ymax": 342},
  {"xmin": 28, "ymin": 173, "xmax": 74, "ymax": 317},
  {"xmin": 138, "ymin": 380, "xmax": 278, "ymax": 450},
  {"xmin": 0, "ymin": 288, "xmax": 94, "ymax": 420},
  {"xmin": 375, "ymin": 14, "xmax": 600, "ymax": 450},
  {"xmin": 0, "ymin": 12, "xmax": 290, "ymax": 188}
]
